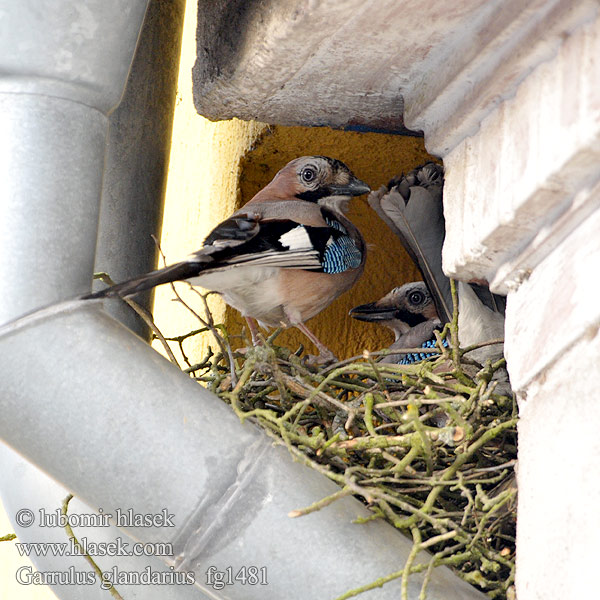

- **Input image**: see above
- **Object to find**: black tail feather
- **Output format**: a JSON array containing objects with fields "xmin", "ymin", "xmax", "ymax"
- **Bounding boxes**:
[{"xmin": 83, "ymin": 261, "xmax": 203, "ymax": 299}]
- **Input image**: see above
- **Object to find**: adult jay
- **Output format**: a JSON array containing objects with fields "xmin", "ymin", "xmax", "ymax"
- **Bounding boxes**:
[{"xmin": 86, "ymin": 156, "xmax": 370, "ymax": 361}]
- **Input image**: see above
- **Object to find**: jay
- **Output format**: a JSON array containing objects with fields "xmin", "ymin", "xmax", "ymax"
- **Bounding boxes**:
[
  {"xmin": 350, "ymin": 281, "xmax": 445, "ymax": 364},
  {"xmin": 351, "ymin": 162, "xmax": 506, "ymax": 368},
  {"xmin": 86, "ymin": 156, "xmax": 370, "ymax": 361}
]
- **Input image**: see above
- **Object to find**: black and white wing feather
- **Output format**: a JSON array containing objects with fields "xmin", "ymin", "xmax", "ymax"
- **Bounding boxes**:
[{"xmin": 85, "ymin": 212, "xmax": 362, "ymax": 299}]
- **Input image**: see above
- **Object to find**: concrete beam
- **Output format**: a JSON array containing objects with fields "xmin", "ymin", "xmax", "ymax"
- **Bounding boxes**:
[
  {"xmin": 191, "ymin": 0, "xmax": 597, "ymax": 150},
  {"xmin": 442, "ymin": 9, "xmax": 600, "ymax": 291}
]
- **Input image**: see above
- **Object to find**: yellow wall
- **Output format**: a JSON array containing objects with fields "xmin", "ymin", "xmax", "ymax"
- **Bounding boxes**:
[
  {"xmin": 150, "ymin": 0, "xmax": 269, "ymax": 363},
  {"xmin": 234, "ymin": 126, "xmax": 432, "ymax": 358},
  {"xmin": 153, "ymin": 0, "xmax": 436, "ymax": 366}
]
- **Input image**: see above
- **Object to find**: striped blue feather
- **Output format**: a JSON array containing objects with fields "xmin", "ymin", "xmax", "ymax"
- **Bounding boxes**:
[
  {"xmin": 322, "ymin": 218, "xmax": 362, "ymax": 274},
  {"xmin": 399, "ymin": 337, "xmax": 449, "ymax": 365}
]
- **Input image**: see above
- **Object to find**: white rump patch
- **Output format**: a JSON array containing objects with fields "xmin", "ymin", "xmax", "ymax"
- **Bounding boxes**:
[{"xmin": 279, "ymin": 225, "xmax": 312, "ymax": 250}]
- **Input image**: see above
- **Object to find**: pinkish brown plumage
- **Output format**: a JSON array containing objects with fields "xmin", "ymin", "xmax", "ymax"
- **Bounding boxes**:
[{"xmin": 86, "ymin": 156, "xmax": 369, "ymax": 361}]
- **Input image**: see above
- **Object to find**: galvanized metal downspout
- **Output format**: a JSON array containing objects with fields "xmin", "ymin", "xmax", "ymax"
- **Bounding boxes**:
[{"xmin": 0, "ymin": 2, "xmax": 485, "ymax": 599}]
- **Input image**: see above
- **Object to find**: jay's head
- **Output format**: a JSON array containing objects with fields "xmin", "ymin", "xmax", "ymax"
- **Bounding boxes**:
[
  {"xmin": 350, "ymin": 282, "xmax": 439, "ymax": 339},
  {"xmin": 257, "ymin": 156, "xmax": 370, "ymax": 210}
]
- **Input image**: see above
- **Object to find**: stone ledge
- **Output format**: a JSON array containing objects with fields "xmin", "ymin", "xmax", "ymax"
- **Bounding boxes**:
[
  {"xmin": 504, "ymin": 201, "xmax": 600, "ymax": 391},
  {"xmin": 408, "ymin": 0, "xmax": 598, "ymax": 155},
  {"xmin": 442, "ymin": 10, "xmax": 600, "ymax": 291},
  {"xmin": 193, "ymin": 0, "xmax": 410, "ymax": 130},
  {"xmin": 515, "ymin": 323, "xmax": 600, "ymax": 599},
  {"xmin": 192, "ymin": 0, "xmax": 597, "ymax": 143}
]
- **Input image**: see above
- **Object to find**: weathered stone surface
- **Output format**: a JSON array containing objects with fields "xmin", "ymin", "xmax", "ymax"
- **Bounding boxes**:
[
  {"xmin": 192, "ymin": 0, "xmax": 597, "ymax": 149},
  {"xmin": 443, "ymin": 9, "xmax": 600, "ymax": 291},
  {"xmin": 515, "ymin": 325, "xmax": 600, "ymax": 600},
  {"xmin": 504, "ymin": 193, "xmax": 600, "ymax": 392},
  {"xmin": 193, "ymin": 0, "xmax": 410, "ymax": 131}
]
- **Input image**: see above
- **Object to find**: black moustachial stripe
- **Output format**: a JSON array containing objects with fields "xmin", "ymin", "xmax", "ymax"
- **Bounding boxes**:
[
  {"xmin": 393, "ymin": 309, "xmax": 428, "ymax": 327},
  {"xmin": 295, "ymin": 187, "xmax": 335, "ymax": 202}
]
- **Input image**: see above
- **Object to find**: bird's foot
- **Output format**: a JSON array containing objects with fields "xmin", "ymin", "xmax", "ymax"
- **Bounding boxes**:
[
  {"xmin": 292, "ymin": 321, "xmax": 338, "ymax": 366},
  {"xmin": 245, "ymin": 316, "xmax": 262, "ymax": 346}
]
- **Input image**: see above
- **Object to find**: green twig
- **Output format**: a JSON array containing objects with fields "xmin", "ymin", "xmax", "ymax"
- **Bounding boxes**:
[{"xmin": 61, "ymin": 494, "xmax": 123, "ymax": 599}]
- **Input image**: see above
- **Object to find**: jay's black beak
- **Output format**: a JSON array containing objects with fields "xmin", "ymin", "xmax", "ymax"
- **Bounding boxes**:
[
  {"xmin": 329, "ymin": 176, "xmax": 371, "ymax": 197},
  {"xmin": 349, "ymin": 302, "xmax": 397, "ymax": 322}
]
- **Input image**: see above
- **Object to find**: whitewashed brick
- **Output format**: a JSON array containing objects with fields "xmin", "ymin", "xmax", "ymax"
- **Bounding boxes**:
[
  {"xmin": 504, "ymin": 195, "xmax": 600, "ymax": 390},
  {"xmin": 516, "ymin": 324, "xmax": 600, "ymax": 599},
  {"xmin": 443, "ymin": 11, "xmax": 600, "ymax": 291}
]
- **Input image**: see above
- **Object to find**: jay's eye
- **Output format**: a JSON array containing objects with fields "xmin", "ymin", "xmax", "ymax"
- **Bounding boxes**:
[
  {"xmin": 408, "ymin": 291, "xmax": 425, "ymax": 305},
  {"xmin": 301, "ymin": 167, "xmax": 317, "ymax": 183}
]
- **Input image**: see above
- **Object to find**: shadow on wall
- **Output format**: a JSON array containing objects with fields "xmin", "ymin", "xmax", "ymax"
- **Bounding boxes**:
[{"xmin": 227, "ymin": 124, "xmax": 438, "ymax": 359}]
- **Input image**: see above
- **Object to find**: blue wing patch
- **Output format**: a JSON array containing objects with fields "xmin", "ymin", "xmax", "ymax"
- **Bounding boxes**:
[
  {"xmin": 322, "ymin": 218, "xmax": 362, "ymax": 274},
  {"xmin": 398, "ymin": 337, "xmax": 449, "ymax": 365}
]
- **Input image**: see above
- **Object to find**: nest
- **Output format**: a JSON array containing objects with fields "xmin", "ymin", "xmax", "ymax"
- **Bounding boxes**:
[{"xmin": 141, "ymin": 282, "xmax": 517, "ymax": 600}]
